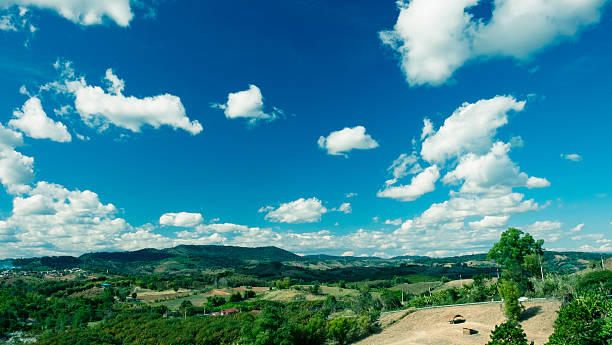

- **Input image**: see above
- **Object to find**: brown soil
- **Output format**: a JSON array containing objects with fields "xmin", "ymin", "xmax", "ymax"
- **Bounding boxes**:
[{"xmin": 354, "ymin": 300, "xmax": 560, "ymax": 345}]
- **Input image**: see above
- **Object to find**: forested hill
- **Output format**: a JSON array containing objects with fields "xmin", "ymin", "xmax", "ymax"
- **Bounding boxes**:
[
  {"xmin": 7, "ymin": 245, "xmax": 610, "ymax": 277},
  {"xmin": 11, "ymin": 245, "xmax": 302, "ymax": 272}
]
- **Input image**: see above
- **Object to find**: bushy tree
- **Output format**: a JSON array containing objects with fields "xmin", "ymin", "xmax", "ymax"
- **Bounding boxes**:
[
  {"xmin": 488, "ymin": 228, "xmax": 543, "ymax": 269},
  {"xmin": 242, "ymin": 305, "xmax": 292, "ymax": 345},
  {"xmin": 486, "ymin": 321, "xmax": 533, "ymax": 345},
  {"xmin": 328, "ymin": 317, "xmax": 352, "ymax": 345},
  {"xmin": 229, "ymin": 291, "xmax": 242, "ymax": 302},
  {"xmin": 546, "ymin": 293, "xmax": 611, "ymax": 345},
  {"xmin": 498, "ymin": 279, "xmax": 522, "ymax": 321}
]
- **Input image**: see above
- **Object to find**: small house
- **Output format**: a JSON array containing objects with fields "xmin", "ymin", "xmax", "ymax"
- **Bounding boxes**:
[{"xmin": 221, "ymin": 308, "xmax": 239, "ymax": 315}]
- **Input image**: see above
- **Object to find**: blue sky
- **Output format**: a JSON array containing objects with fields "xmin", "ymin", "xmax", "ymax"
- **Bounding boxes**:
[{"xmin": 0, "ymin": 0, "xmax": 611, "ymax": 258}]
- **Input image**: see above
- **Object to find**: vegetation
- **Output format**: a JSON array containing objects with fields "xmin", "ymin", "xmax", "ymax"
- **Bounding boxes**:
[
  {"xmin": 486, "ymin": 321, "xmax": 534, "ymax": 345},
  {"xmin": 0, "ymin": 239, "xmax": 610, "ymax": 344},
  {"xmin": 498, "ymin": 279, "xmax": 522, "ymax": 321}
]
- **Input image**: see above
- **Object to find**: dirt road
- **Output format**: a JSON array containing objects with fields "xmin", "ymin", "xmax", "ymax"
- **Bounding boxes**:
[{"xmin": 354, "ymin": 300, "xmax": 560, "ymax": 345}]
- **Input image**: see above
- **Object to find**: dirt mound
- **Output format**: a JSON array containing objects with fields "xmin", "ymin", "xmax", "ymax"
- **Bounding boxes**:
[{"xmin": 354, "ymin": 300, "xmax": 560, "ymax": 345}]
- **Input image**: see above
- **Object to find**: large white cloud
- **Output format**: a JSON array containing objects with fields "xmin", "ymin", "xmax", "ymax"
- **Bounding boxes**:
[
  {"xmin": 421, "ymin": 96, "xmax": 525, "ymax": 163},
  {"xmin": 442, "ymin": 141, "xmax": 550, "ymax": 193},
  {"xmin": 0, "ymin": 0, "xmax": 133, "ymax": 27},
  {"xmin": 318, "ymin": 126, "xmax": 379, "ymax": 156},
  {"xmin": 261, "ymin": 197, "xmax": 328, "ymax": 224},
  {"xmin": 61, "ymin": 68, "xmax": 202, "ymax": 135},
  {"xmin": 159, "ymin": 212, "xmax": 204, "ymax": 228},
  {"xmin": 381, "ymin": 0, "xmax": 608, "ymax": 86},
  {"xmin": 0, "ymin": 124, "xmax": 33, "ymax": 194},
  {"xmin": 377, "ymin": 165, "xmax": 440, "ymax": 201},
  {"xmin": 2, "ymin": 181, "xmax": 129, "ymax": 257},
  {"xmin": 212, "ymin": 84, "xmax": 283, "ymax": 124},
  {"xmin": 9, "ymin": 97, "xmax": 71, "ymax": 142}
]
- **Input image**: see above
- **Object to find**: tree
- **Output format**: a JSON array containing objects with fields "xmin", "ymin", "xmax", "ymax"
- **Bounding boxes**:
[
  {"xmin": 488, "ymin": 228, "xmax": 543, "ymax": 270},
  {"xmin": 546, "ymin": 293, "xmax": 611, "ymax": 345},
  {"xmin": 242, "ymin": 305, "xmax": 292, "ymax": 345},
  {"xmin": 229, "ymin": 291, "xmax": 242, "ymax": 302},
  {"xmin": 486, "ymin": 321, "xmax": 533, "ymax": 345},
  {"xmin": 328, "ymin": 317, "xmax": 352, "ymax": 345},
  {"xmin": 498, "ymin": 279, "xmax": 522, "ymax": 321}
]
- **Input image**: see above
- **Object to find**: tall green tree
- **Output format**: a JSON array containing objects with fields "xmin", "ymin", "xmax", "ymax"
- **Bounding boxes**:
[{"xmin": 488, "ymin": 228, "xmax": 544, "ymax": 269}]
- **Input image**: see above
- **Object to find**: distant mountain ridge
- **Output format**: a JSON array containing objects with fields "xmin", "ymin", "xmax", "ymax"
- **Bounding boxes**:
[{"xmin": 7, "ymin": 245, "xmax": 610, "ymax": 277}]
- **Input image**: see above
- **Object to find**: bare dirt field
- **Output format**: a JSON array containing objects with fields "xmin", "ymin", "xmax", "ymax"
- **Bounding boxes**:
[{"xmin": 354, "ymin": 300, "xmax": 560, "ymax": 345}]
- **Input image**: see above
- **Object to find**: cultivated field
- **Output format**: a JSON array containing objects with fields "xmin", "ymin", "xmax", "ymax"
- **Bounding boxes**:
[{"xmin": 354, "ymin": 300, "xmax": 560, "ymax": 345}]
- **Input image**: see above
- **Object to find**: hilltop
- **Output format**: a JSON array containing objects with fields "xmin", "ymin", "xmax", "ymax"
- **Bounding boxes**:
[{"xmin": 5, "ymin": 245, "xmax": 609, "ymax": 283}]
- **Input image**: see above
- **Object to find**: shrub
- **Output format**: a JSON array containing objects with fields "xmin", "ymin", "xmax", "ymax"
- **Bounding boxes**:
[
  {"xmin": 486, "ymin": 321, "xmax": 533, "ymax": 345},
  {"xmin": 328, "ymin": 317, "xmax": 352, "ymax": 345},
  {"xmin": 546, "ymin": 293, "xmax": 611, "ymax": 345}
]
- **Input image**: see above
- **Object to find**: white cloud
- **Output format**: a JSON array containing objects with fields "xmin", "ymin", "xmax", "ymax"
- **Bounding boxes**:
[
  {"xmin": 469, "ymin": 215, "xmax": 510, "ymax": 229},
  {"xmin": 318, "ymin": 126, "xmax": 379, "ymax": 156},
  {"xmin": 9, "ymin": 97, "xmax": 71, "ymax": 142},
  {"xmin": 442, "ymin": 142, "xmax": 549, "ymax": 193},
  {"xmin": 341, "ymin": 251, "xmax": 355, "ymax": 257},
  {"xmin": 380, "ymin": 0, "xmax": 608, "ymax": 86},
  {"xmin": 561, "ymin": 153, "xmax": 582, "ymax": 162},
  {"xmin": 571, "ymin": 233, "xmax": 604, "ymax": 241},
  {"xmin": 377, "ymin": 165, "xmax": 440, "ymax": 201},
  {"xmin": 0, "ymin": 0, "xmax": 133, "ymax": 27},
  {"xmin": 212, "ymin": 84, "xmax": 282, "ymax": 124},
  {"xmin": 159, "ymin": 212, "xmax": 203, "ymax": 228},
  {"xmin": 345, "ymin": 192, "xmax": 358, "ymax": 198},
  {"xmin": 384, "ymin": 218, "xmax": 403, "ymax": 226},
  {"xmin": 421, "ymin": 96, "xmax": 525, "ymax": 163},
  {"xmin": 2, "ymin": 181, "xmax": 130, "ymax": 257},
  {"xmin": 570, "ymin": 223, "xmax": 584, "ymax": 232},
  {"xmin": 262, "ymin": 197, "xmax": 327, "ymax": 224},
  {"xmin": 0, "ymin": 124, "xmax": 33, "ymax": 194},
  {"xmin": 526, "ymin": 176, "xmax": 551, "ymax": 189},
  {"xmin": 0, "ymin": 5, "xmax": 33, "ymax": 32},
  {"xmin": 0, "ymin": 149, "xmax": 34, "ymax": 194},
  {"xmin": 421, "ymin": 118, "xmax": 434, "ymax": 140},
  {"xmin": 335, "ymin": 202, "xmax": 352, "ymax": 214},
  {"xmin": 526, "ymin": 220, "xmax": 562, "ymax": 231},
  {"xmin": 525, "ymin": 220, "xmax": 563, "ymax": 242},
  {"xmin": 58, "ymin": 68, "xmax": 203, "ymax": 135},
  {"xmin": 385, "ymin": 152, "xmax": 422, "ymax": 185}
]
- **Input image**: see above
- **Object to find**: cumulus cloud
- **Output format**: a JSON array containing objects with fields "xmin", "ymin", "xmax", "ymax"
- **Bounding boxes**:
[
  {"xmin": 469, "ymin": 215, "xmax": 510, "ymax": 229},
  {"xmin": 318, "ymin": 126, "xmax": 379, "ymax": 156},
  {"xmin": 159, "ymin": 212, "xmax": 203, "ymax": 228},
  {"xmin": 261, "ymin": 197, "xmax": 328, "ymax": 224},
  {"xmin": 561, "ymin": 153, "xmax": 582, "ymax": 162},
  {"xmin": 212, "ymin": 84, "xmax": 283, "ymax": 124},
  {"xmin": 442, "ymin": 142, "xmax": 550, "ymax": 193},
  {"xmin": 380, "ymin": 0, "xmax": 608, "ymax": 86},
  {"xmin": 334, "ymin": 202, "xmax": 352, "ymax": 214},
  {"xmin": 57, "ymin": 66, "xmax": 202, "ymax": 135},
  {"xmin": 9, "ymin": 97, "xmax": 71, "ymax": 142},
  {"xmin": 1, "ymin": 181, "xmax": 130, "ymax": 256},
  {"xmin": 421, "ymin": 96, "xmax": 525, "ymax": 163},
  {"xmin": 0, "ymin": 124, "xmax": 33, "ymax": 194},
  {"xmin": 0, "ymin": 0, "xmax": 133, "ymax": 27},
  {"xmin": 378, "ymin": 165, "xmax": 440, "ymax": 201}
]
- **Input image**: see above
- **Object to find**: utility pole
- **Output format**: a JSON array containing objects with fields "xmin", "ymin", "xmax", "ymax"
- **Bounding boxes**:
[
  {"xmin": 539, "ymin": 254, "xmax": 544, "ymax": 280},
  {"xmin": 602, "ymin": 255, "xmax": 605, "ymax": 270},
  {"xmin": 460, "ymin": 274, "xmax": 463, "ymax": 288}
]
